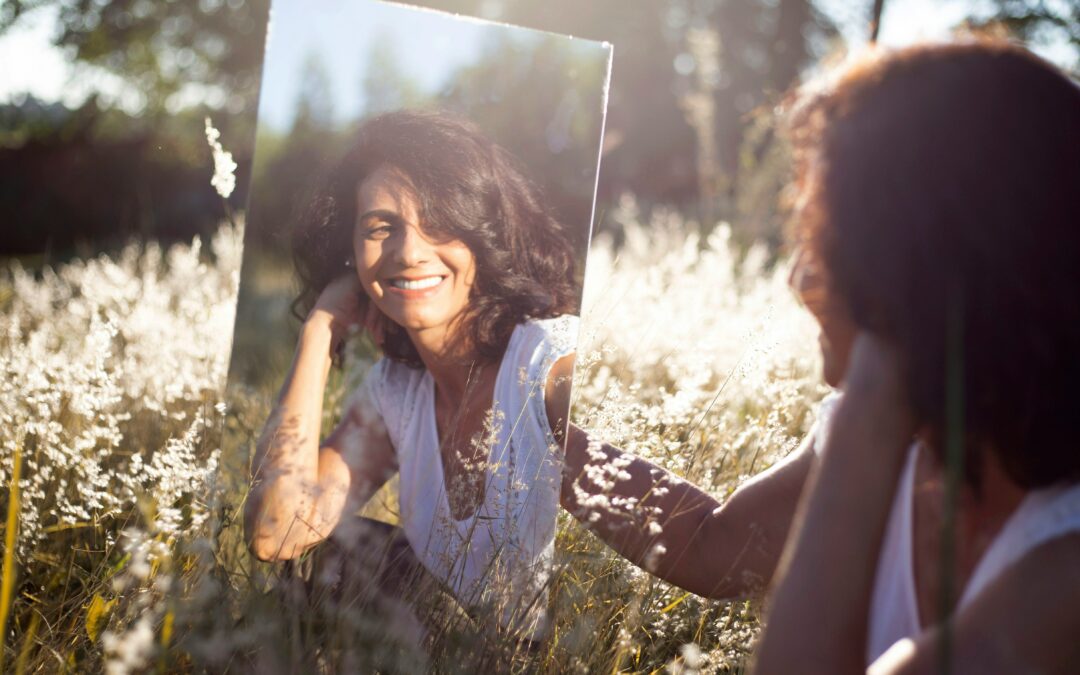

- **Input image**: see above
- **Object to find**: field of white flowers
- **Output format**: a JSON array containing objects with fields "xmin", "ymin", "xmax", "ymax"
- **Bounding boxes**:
[{"xmin": 0, "ymin": 196, "xmax": 827, "ymax": 673}]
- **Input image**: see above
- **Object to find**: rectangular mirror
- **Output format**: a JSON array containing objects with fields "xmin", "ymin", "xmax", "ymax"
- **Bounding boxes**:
[{"xmin": 226, "ymin": 0, "xmax": 611, "ymax": 657}]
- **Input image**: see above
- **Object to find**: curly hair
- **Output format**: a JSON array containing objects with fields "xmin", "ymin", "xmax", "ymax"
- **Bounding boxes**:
[
  {"xmin": 291, "ymin": 109, "xmax": 580, "ymax": 367},
  {"xmin": 787, "ymin": 40, "xmax": 1080, "ymax": 489}
]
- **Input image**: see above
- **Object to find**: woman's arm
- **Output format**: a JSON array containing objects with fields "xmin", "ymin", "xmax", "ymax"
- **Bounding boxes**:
[
  {"xmin": 244, "ymin": 275, "xmax": 396, "ymax": 561},
  {"xmin": 754, "ymin": 333, "xmax": 915, "ymax": 675},
  {"xmin": 546, "ymin": 354, "xmax": 816, "ymax": 600}
]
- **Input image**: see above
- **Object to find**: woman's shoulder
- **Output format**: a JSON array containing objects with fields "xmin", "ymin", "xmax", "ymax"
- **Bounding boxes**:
[
  {"xmin": 496, "ymin": 315, "xmax": 578, "ymax": 405},
  {"xmin": 511, "ymin": 314, "xmax": 579, "ymax": 359},
  {"xmin": 352, "ymin": 356, "xmax": 427, "ymax": 417},
  {"xmin": 358, "ymin": 354, "xmax": 419, "ymax": 386}
]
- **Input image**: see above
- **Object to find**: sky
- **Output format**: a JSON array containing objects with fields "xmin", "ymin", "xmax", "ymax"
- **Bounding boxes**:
[
  {"xmin": 0, "ymin": 0, "xmax": 1073, "ymax": 115},
  {"xmin": 0, "ymin": 5, "xmax": 78, "ymax": 105},
  {"xmin": 256, "ymin": 0, "xmax": 601, "ymax": 131}
]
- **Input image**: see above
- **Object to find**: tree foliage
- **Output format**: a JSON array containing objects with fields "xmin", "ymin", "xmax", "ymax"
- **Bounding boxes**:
[
  {"xmin": 977, "ymin": 0, "xmax": 1079, "ymax": 72},
  {"xmin": 0, "ymin": 0, "xmax": 270, "ymax": 114},
  {"xmin": 5, "ymin": 0, "xmax": 1076, "ymax": 257}
]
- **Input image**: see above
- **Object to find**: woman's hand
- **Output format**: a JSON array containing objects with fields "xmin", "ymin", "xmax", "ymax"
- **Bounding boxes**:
[
  {"xmin": 309, "ymin": 274, "xmax": 367, "ymax": 348},
  {"xmin": 309, "ymin": 274, "xmax": 389, "ymax": 351},
  {"xmin": 834, "ymin": 331, "xmax": 917, "ymax": 455}
]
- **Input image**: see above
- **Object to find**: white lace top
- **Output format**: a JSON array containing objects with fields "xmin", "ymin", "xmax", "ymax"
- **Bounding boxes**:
[
  {"xmin": 814, "ymin": 393, "xmax": 1080, "ymax": 666},
  {"xmin": 355, "ymin": 315, "xmax": 578, "ymax": 638}
]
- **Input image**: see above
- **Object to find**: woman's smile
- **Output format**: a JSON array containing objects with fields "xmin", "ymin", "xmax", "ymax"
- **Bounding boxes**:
[{"xmin": 385, "ymin": 275, "xmax": 447, "ymax": 294}]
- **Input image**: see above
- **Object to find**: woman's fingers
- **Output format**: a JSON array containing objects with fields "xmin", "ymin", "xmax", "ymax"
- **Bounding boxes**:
[
  {"xmin": 309, "ymin": 274, "xmax": 395, "ymax": 351},
  {"xmin": 845, "ymin": 333, "xmax": 904, "ymax": 396},
  {"xmin": 310, "ymin": 274, "xmax": 367, "ymax": 347},
  {"xmin": 839, "ymin": 332, "xmax": 917, "ymax": 442}
]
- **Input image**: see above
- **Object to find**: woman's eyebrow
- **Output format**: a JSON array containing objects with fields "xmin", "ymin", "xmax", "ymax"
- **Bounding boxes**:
[{"xmin": 356, "ymin": 209, "xmax": 404, "ymax": 225}]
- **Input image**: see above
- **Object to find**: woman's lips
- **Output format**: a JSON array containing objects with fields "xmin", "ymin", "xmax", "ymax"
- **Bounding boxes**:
[{"xmin": 384, "ymin": 275, "xmax": 446, "ymax": 298}]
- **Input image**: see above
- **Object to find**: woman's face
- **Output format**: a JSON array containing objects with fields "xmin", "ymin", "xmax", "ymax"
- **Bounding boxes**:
[
  {"xmin": 353, "ymin": 165, "xmax": 476, "ymax": 340},
  {"xmin": 789, "ymin": 247, "xmax": 856, "ymax": 388}
]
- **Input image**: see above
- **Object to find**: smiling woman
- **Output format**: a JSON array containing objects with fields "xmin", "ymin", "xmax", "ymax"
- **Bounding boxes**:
[
  {"xmin": 290, "ymin": 110, "xmax": 580, "ymax": 369},
  {"xmin": 353, "ymin": 165, "xmax": 479, "ymax": 349}
]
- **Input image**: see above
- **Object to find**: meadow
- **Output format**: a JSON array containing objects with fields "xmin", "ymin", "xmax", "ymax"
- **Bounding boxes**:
[{"xmin": 0, "ymin": 196, "xmax": 827, "ymax": 673}]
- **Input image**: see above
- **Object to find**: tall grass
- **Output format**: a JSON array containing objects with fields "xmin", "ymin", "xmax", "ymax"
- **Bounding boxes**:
[{"xmin": 0, "ymin": 198, "xmax": 825, "ymax": 673}]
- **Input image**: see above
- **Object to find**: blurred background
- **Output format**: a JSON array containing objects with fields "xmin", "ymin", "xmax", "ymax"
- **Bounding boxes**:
[{"xmin": 2, "ymin": 0, "xmax": 1076, "ymax": 265}]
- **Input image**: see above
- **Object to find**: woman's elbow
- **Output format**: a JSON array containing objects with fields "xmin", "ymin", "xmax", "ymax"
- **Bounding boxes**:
[
  {"xmin": 248, "ymin": 536, "xmax": 288, "ymax": 562},
  {"xmin": 245, "ymin": 519, "xmax": 306, "ymax": 562},
  {"xmin": 243, "ymin": 495, "xmax": 301, "ymax": 562}
]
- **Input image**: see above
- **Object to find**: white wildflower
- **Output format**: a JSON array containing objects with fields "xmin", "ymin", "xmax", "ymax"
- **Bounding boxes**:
[
  {"xmin": 667, "ymin": 642, "xmax": 704, "ymax": 674},
  {"xmin": 0, "ymin": 225, "xmax": 238, "ymax": 554},
  {"xmin": 644, "ymin": 542, "xmax": 667, "ymax": 572},
  {"xmin": 102, "ymin": 616, "xmax": 155, "ymax": 675},
  {"xmin": 204, "ymin": 117, "xmax": 237, "ymax": 198}
]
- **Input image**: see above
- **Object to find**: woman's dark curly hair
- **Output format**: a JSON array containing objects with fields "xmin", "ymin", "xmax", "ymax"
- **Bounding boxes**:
[
  {"xmin": 292, "ymin": 109, "xmax": 579, "ymax": 367},
  {"xmin": 787, "ymin": 39, "xmax": 1080, "ymax": 489}
]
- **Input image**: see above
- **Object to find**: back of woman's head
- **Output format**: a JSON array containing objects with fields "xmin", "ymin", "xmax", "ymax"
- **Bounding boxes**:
[
  {"xmin": 292, "ymin": 109, "xmax": 579, "ymax": 366},
  {"xmin": 789, "ymin": 39, "xmax": 1080, "ymax": 488}
]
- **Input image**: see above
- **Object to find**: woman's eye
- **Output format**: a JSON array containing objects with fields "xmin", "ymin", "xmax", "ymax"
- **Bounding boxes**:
[{"xmin": 365, "ymin": 223, "xmax": 393, "ymax": 239}]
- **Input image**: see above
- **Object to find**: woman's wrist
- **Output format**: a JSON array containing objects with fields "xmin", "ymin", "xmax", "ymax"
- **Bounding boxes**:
[{"xmin": 304, "ymin": 308, "xmax": 347, "ymax": 351}]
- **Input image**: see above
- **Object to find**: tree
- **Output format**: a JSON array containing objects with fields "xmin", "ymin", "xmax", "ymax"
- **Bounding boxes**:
[
  {"xmin": 416, "ymin": 0, "xmax": 833, "ymax": 216},
  {"xmin": 291, "ymin": 51, "xmax": 335, "ymax": 135},
  {"xmin": 0, "ymin": 0, "xmax": 270, "ymax": 115},
  {"xmin": 360, "ymin": 32, "xmax": 427, "ymax": 117},
  {"xmin": 977, "ymin": 0, "xmax": 1079, "ymax": 73}
]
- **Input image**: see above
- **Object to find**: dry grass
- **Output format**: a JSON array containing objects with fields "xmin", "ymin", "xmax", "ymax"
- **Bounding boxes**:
[{"xmin": 0, "ymin": 199, "xmax": 825, "ymax": 673}]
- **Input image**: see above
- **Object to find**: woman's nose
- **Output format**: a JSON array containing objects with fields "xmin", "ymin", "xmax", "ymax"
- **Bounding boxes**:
[{"xmin": 393, "ymin": 223, "xmax": 433, "ymax": 267}]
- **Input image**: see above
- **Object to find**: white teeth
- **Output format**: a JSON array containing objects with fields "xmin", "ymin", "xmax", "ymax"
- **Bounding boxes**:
[{"xmin": 390, "ymin": 276, "xmax": 442, "ymax": 290}]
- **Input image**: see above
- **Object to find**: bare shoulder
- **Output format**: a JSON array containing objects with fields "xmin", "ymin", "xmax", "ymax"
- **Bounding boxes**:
[
  {"xmin": 876, "ymin": 533, "xmax": 1080, "ymax": 675},
  {"xmin": 957, "ymin": 532, "xmax": 1080, "ymax": 666},
  {"xmin": 544, "ymin": 353, "xmax": 576, "ymax": 439}
]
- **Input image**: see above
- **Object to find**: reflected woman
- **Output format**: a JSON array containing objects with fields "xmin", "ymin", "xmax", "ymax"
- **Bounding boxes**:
[{"xmin": 244, "ymin": 110, "xmax": 580, "ymax": 640}]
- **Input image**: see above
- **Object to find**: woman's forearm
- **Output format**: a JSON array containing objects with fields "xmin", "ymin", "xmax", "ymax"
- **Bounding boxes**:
[
  {"xmin": 754, "ymin": 405, "xmax": 907, "ymax": 674},
  {"xmin": 755, "ymin": 338, "xmax": 914, "ymax": 674},
  {"xmin": 561, "ymin": 424, "xmax": 813, "ymax": 600},
  {"xmin": 245, "ymin": 312, "xmax": 345, "ymax": 560}
]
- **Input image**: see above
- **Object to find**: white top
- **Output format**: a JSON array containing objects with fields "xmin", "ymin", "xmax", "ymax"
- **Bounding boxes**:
[
  {"xmin": 354, "ymin": 315, "xmax": 578, "ymax": 638},
  {"xmin": 814, "ymin": 394, "xmax": 1080, "ymax": 666}
]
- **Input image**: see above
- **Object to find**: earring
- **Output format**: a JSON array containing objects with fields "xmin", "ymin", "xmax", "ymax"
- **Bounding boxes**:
[{"xmin": 344, "ymin": 259, "xmax": 353, "ymax": 269}]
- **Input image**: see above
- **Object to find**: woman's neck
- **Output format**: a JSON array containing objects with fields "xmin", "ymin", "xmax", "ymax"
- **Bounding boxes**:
[{"xmin": 408, "ymin": 324, "xmax": 486, "ymax": 402}]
